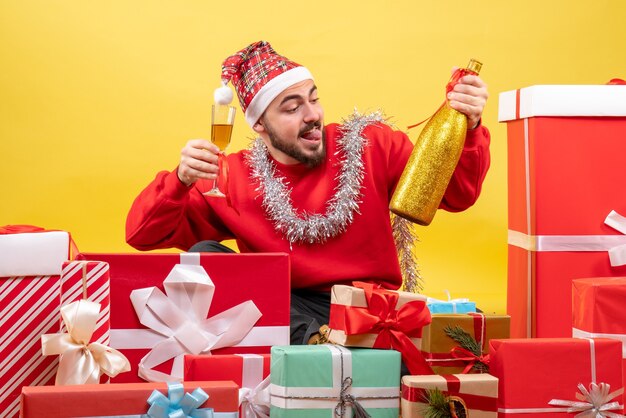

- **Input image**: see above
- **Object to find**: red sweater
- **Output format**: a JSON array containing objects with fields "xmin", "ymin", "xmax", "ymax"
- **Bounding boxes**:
[{"xmin": 126, "ymin": 121, "xmax": 490, "ymax": 290}]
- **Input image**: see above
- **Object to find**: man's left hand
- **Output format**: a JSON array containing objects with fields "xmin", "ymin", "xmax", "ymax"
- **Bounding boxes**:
[{"xmin": 447, "ymin": 73, "xmax": 489, "ymax": 129}]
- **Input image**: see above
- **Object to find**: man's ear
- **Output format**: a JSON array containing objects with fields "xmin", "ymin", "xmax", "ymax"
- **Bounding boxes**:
[{"xmin": 252, "ymin": 119, "xmax": 265, "ymax": 134}]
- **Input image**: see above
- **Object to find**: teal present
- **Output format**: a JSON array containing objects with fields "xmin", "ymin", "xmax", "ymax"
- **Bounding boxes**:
[
  {"xmin": 270, "ymin": 345, "xmax": 400, "ymax": 418},
  {"xmin": 427, "ymin": 296, "xmax": 476, "ymax": 314}
]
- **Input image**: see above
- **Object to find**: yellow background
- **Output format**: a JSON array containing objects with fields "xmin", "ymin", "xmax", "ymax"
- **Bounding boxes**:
[{"xmin": 2, "ymin": 1, "xmax": 624, "ymax": 314}]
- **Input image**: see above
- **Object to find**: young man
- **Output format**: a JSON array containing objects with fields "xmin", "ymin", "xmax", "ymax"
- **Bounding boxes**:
[{"xmin": 126, "ymin": 40, "xmax": 490, "ymax": 345}]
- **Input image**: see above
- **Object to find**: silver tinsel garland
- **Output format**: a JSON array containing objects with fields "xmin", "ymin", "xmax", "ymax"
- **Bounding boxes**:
[{"xmin": 246, "ymin": 110, "xmax": 422, "ymax": 291}]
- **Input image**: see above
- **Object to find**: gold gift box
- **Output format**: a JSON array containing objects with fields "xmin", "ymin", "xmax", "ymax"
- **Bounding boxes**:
[{"xmin": 421, "ymin": 314, "xmax": 510, "ymax": 374}]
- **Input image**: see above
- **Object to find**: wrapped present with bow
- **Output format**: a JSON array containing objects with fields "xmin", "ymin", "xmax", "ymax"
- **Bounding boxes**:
[
  {"xmin": 499, "ymin": 84, "xmax": 626, "ymax": 338},
  {"xmin": 328, "ymin": 281, "xmax": 433, "ymax": 375},
  {"xmin": 401, "ymin": 374, "xmax": 498, "ymax": 418},
  {"xmin": 270, "ymin": 345, "xmax": 401, "ymax": 418},
  {"xmin": 573, "ymin": 277, "xmax": 626, "ymax": 396},
  {"xmin": 76, "ymin": 252, "xmax": 290, "ymax": 383},
  {"xmin": 0, "ymin": 225, "xmax": 77, "ymax": 417},
  {"xmin": 489, "ymin": 337, "xmax": 624, "ymax": 418},
  {"xmin": 184, "ymin": 354, "xmax": 271, "ymax": 418},
  {"xmin": 421, "ymin": 313, "xmax": 510, "ymax": 374},
  {"xmin": 20, "ymin": 380, "xmax": 239, "ymax": 417}
]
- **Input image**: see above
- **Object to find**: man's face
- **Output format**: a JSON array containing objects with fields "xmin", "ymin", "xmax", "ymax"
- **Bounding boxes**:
[{"xmin": 253, "ymin": 79, "xmax": 325, "ymax": 167}]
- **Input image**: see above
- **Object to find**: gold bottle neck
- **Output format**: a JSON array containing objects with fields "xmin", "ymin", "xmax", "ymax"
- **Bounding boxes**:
[{"xmin": 466, "ymin": 59, "xmax": 482, "ymax": 75}]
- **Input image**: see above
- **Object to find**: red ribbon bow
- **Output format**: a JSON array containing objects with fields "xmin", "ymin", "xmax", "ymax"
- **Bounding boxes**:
[
  {"xmin": 449, "ymin": 346, "xmax": 491, "ymax": 374},
  {"xmin": 341, "ymin": 282, "xmax": 433, "ymax": 375}
]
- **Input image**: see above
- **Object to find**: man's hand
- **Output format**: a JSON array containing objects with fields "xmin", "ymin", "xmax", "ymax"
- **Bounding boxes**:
[
  {"xmin": 447, "ymin": 71, "xmax": 489, "ymax": 129},
  {"xmin": 177, "ymin": 139, "xmax": 221, "ymax": 187}
]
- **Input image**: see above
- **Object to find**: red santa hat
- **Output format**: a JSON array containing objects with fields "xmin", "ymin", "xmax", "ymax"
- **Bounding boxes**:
[{"xmin": 213, "ymin": 41, "xmax": 313, "ymax": 127}]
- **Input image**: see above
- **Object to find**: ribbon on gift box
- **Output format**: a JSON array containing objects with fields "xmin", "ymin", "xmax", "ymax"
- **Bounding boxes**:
[
  {"xmin": 497, "ymin": 339, "xmax": 625, "ymax": 416},
  {"xmin": 41, "ymin": 299, "xmax": 130, "ymax": 385},
  {"xmin": 126, "ymin": 257, "xmax": 263, "ymax": 382},
  {"xmin": 331, "ymin": 281, "xmax": 433, "ymax": 375},
  {"xmin": 573, "ymin": 328, "xmax": 626, "ymax": 358},
  {"xmin": 270, "ymin": 345, "xmax": 400, "ymax": 416},
  {"xmin": 238, "ymin": 354, "xmax": 270, "ymax": 418},
  {"xmin": 402, "ymin": 374, "xmax": 498, "ymax": 412},
  {"xmin": 83, "ymin": 382, "xmax": 239, "ymax": 418}
]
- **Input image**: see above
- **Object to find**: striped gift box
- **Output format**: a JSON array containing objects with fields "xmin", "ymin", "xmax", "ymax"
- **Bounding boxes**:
[
  {"xmin": 59, "ymin": 261, "xmax": 110, "ymax": 347},
  {"xmin": 0, "ymin": 275, "xmax": 61, "ymax": 418}
]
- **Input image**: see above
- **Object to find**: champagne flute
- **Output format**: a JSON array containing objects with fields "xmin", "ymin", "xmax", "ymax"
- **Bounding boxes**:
[{"xmin": 204, "ymin": 104, "xmax": 236, "ymax": 197}]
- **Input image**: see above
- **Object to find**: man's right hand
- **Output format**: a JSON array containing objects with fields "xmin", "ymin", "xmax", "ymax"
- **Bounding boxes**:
[{"xmin": 177, "ymin": 139, "xmax": 221, "ymax": 187}]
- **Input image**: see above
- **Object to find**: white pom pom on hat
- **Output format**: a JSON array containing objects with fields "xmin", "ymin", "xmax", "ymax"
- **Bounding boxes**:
[{"xmin": 214, "ymin": 82, "xmax": 233, "ymax": 105}]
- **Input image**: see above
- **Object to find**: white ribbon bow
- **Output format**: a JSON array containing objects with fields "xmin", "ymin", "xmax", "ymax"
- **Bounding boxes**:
[
  {"xmin": 41, "ymin": 299, "xmax": 131, "ymax": 385},
  {"xmin": 549, "ymin": 383, "xmax": 625, "ymax": 418},
  {"xmin": 130, "ymin": 263, "xmax": 262, "ymax": 382},
  {"xmin": 239, "ymin": 376, "xmax": 271, "ymax": 418},
  {"xmin": 605, "ymin": 211, "xmax": 626, "ymax": 266}
]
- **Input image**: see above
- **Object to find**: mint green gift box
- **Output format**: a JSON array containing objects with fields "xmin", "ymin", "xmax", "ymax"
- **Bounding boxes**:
[{"xmin": 270, "ymin": 345, "xmax": 400, "ymax": 418}]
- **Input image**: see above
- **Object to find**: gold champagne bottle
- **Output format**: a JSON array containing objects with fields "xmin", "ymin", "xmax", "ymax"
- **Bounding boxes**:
[{"xmin": 390, "ymin": 59, "xmax": 482, "ymax": 225}]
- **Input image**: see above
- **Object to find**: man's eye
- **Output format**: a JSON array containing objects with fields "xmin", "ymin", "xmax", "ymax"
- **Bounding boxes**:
[
  {"xmin": 286, "ymin": 106, "xmax": 299, "ymax": 113},
  {"xmin": 310, "ymin": 98, "xmax": 319, "ymax": 104}
]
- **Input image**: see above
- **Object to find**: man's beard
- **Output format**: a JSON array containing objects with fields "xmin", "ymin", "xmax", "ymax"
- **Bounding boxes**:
[{"xmin": 264, "ymin": 121, "xmax": 326, "ymax": 168}]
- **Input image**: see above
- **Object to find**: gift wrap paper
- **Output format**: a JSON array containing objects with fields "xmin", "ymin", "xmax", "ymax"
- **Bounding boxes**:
[
  {"xmin": 421, "ymin": 314, "xmax": 510, "ymax": 374},
  {"xmin": 270, "ymin": 345, "xmax": 400, "ymax": 417},
  {"xmin": 573, "ymin": 277, "xmax": 626, "ymax": 391},
  {"xmin": 401, "ymin": 374, "xmax": 498, "ymax": 418},
  {"xmin": 20, "ymin": 380, "xmax": 239, "ymax": 418},
  {"xmin": 489, "ymin": 338, "xmax": 624, "ymax": 417}
]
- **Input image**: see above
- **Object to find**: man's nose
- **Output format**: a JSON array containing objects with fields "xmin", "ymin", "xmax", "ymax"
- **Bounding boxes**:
[{"xmin": 302, "ymin": 102, "xmax": 320, "ymax": 123}]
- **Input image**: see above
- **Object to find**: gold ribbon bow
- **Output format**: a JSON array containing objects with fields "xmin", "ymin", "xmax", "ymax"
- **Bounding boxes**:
[
  {"xmin": 549, "ymin": 383, "xmax": 625, "ymax": 418},
  {"xmin": 41, "ymin": 299, "xmax": 130, "ymax": 385}
]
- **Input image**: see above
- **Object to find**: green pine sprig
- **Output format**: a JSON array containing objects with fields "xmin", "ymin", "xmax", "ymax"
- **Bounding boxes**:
[
  {"xmin": 422, "ymin": 388, "xmax": 451, "ymax": 418},
  {"xmin": 443, "ymin": 325, "xmax": 489, "ymax": 373}
]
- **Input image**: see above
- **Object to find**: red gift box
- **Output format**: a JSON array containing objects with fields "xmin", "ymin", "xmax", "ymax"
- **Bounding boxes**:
[
  {"xmin": 19, "ymin": 380, "xmax": 239, "ymax": 417},
  {"xmin": 185, "ymin": 354, "xmax": 270, "ymax": 418},
  {"xmin": 0, "ymin": 227, "xmax": 72, "ymax": 418},
  {"xmin": 490, "ymin": 338, "xmax": 624, "ymax": 417},
  {"xmin": 573, "ymin": 277, "xmax": 626, "ymax": 392},
  {"xmin": 499, "ymin": 85, "xmax": 626, "ymax": 338},
  {"xmin": 76, "ymin": 252, "xmax": 290, "ymax": 383}
]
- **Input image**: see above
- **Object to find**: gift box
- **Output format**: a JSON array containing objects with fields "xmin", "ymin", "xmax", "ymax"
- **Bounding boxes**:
[
  {"xmin": 328, "ymin": 282, "xmax": 432, "ymax": 375},
  {"xmin": 573, "ymin": 277, "xmax": 626, "ymax": 390},
  {"xmin": 499, "ymin": 85, "xmax": 626, "ymax": 338},
  {"xmin": 270, "ymin": 345, "xmax": 400, "ymax": 418},
  {"xmin": 0, "ymin": 227, "xmax": 72, "ymax": 418},
  {"xmin": 401, "ymin": 374, "xmax": 498, "ymax": 418},
  {"xmin": 490, "ymin": 338, "xmax": 624, "ymax": 417},
  {"xmin": 427, "ymin": 295, "xmax": 477, "ymax": 314},
  {"xmin": 185, "ymin": 353, "xmax": 270, "ymax": 418},
  {"xmin": 76, "ymin": 252, "xmax": 290, "ymax": 382},
  {"xmin": 421, "ymin": 313, "xmax": 509, "ymax": 375},
  {"xmin": 20, "ymin": 380, "xmax": 239, "ymax": 417}
]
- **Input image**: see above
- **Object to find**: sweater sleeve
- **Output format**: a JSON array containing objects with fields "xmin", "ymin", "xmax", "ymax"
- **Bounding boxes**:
[
  {"xmin": 439, "ymin": 124, "xmax": 491, "ymax": 211},
  {"xmin": 125, "ymin": 168, "xmax": 232, "ymax": 251}
]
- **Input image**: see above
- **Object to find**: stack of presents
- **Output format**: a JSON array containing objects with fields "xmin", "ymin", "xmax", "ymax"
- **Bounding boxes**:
[{"xmin": 2, "ymin": 83, "xmax": 626, "ymax": 418}]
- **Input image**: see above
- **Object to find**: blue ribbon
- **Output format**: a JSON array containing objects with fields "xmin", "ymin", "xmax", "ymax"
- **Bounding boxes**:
[{"xmin": 83, "ymin": 383, "xmax": 238, "ymax": 418}]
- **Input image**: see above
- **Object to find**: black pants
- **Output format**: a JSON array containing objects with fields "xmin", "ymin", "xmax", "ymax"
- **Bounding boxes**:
[{"xmin": 188, "ymin": 240, "xmax": 328, "ymax": 345}]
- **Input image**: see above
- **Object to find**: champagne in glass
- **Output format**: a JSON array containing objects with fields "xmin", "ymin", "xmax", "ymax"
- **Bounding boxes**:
[{"xmin": 204, "ymin": 104, "xmax": 236, "ymax": 197}]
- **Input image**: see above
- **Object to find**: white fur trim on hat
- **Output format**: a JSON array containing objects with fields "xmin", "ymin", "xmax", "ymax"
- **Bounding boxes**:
[{"xmin": 244, "ymin": 66, "xmax": 314, "ymax": 127}]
